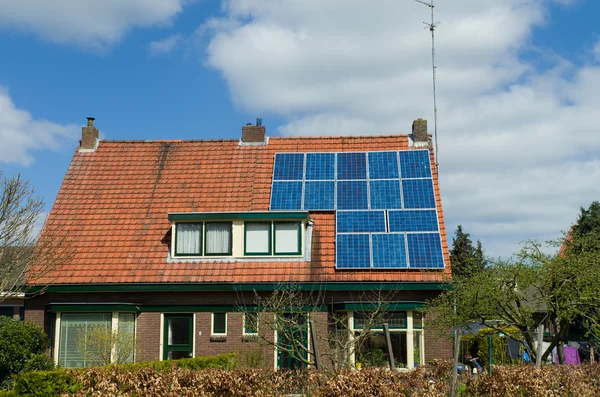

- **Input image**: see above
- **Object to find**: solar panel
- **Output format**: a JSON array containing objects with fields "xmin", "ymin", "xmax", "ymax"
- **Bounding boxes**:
[
  {"xmin": 369, "ymin": 180, "xmax": 402, "ymax": 209},
  {"xmin": 337, "ymin": 211, "xmax": 386, "ymax": 233},
  {"xmin": 337, "ymin": 152, "xmax": 367, "ymax": 180},
  {"xmin": 270, "ymin": 181, "xmax": 303, "ymax": 210},
  {"xmin": 269, "ymin": 149, "xmax": 445, "ymax": 269},
  {"xmin": 368, "ymin": 152, "xmax": 399, "ymax": 179},
  {"xmin": 407, "ymin": 233, "xmax": 444, "ymax": 269},
  {"xmin": 372, "ymin": 233, "xmax": 408, "ymax": 268},
  {"xmin": 399, "ymin": 150, "xmax": 431, "ymax": 179},
  {"xmin": 402, "ymin": 179, "xmax": 435, "ymax": 209},
  {"xmin": 305, "ymin": 153, "xmax": 335, "ymax": 180},
  {"xmin": 273, "ymin": 153, "xmax": 304, "ymax": 181},
  {"xmin": 336, "ymin": 234, "xmax": 371, "ymax": 268},
  {"xmin": 303, "ymin": 181, "xmax": 335, "ymax": 210},
  {"xmin": 388, "ymin": 210, "xmax": 438, "ymax": 232},
  {"xmin": 337, "ymin": 181, "xmax": 368, "ymax": 210}
]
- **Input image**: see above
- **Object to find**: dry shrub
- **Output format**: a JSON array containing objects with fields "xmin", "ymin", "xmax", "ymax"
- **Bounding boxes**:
[{"xmin": 60, "ymin": 361, "xmax": 600, "ymax": 396}]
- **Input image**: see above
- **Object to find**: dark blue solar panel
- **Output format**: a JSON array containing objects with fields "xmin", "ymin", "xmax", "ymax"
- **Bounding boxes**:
[
  {"xmin": 337, "ymin": 211, "xmax": 386, "ymax": 233},
  {"xmin": 305, "ymin": 153, "xmax": 335, "ymax": 180},
  {"xmin": 369, "ymin": 180, "xmax": 402, "ymax": 209},
  {"xmin": 407, "ymin": 233, "xmax": 444, "ymax": 268},
  {"xmin": 303, "ymin": 181, "xmax": 335, "ymax": 210},
  {"xmin": 273, "ymin": 153, "xmax": 304, "ymax": 181},
  {"xmin": 337, "ymin": 181, "xmax": 368, "ymax": 210},
  {"xmin": 270, "ymin": 182, "xmax": 303, "ymax": 210},
  {"xmin": 336, "ymin": 234, "xmax": 371, "ymax": 268},
  {"xmin": 368, "ymin": 152, "xmax": 399, "ymax": 179},
  {"xmin": 402, "ymin": 179, "xmax": 435, "ymax": 209},
  {"xmin": 337, "ymin": 153, "xmax": 367, "ymax": 180},
  {"xmin": 399, "ymin": 150, "xmax": 431, "ymax": 179},
  {"xmin": 372, "ymin": 233, "xmax": 408, "ymax": 268},
  {"xmin": 388, "ymin": 210, "xmax": 438, "ymax": 232}
]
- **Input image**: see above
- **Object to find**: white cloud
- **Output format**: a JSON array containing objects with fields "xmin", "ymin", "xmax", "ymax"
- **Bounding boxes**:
[
  {"xmin": 594, "ymin": 40, "xmax": 600, "ymax": 61},
  {"xmin": 202, "ymin": 0, "xmax": 600, "ymax": 256},
  {"xmin": 0, "ymin": 88, "xmax": 78, "ymax": 166},
  {"xmin": 149, "ymin": 34, "xmax": 183, "ymax": 56},
  {"xmin": 0, "ymin": 0, "xmax": 186, "ymax": 50}
]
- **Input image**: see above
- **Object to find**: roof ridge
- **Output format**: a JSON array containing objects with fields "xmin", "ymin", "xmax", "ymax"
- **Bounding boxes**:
[{"xmin": 98, "ymin": 134, "xmax": 410, "ymax": 144}]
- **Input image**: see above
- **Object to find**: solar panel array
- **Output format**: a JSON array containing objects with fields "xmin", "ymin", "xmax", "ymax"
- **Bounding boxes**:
[{"xmin": 269, "ymin": 150, "xmax": 444, "ymax": 269}]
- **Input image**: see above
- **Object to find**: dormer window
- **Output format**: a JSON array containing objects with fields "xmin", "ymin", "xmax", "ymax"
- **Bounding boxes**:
[
  {"xmin": 168, "ymin": 212, "xmax": 307, "ymax": 259},
  {"xmin": 174, "ymin": 222, "xmax": 232, "ymax": 256}
]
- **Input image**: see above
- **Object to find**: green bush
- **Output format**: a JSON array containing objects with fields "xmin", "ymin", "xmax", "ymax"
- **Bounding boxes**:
[
  {"xmin": 12, "ymin": 371, "xmax": 81, "ymax": 397},
  {"xmin": 118, "ymin": 352, "xmax": 237, "ymax": 371},
  {"xmin": 0, "ymin": 317, "xmax": 54, "ymax": 389}
]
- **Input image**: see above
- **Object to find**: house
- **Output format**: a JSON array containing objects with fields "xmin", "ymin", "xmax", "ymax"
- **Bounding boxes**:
[{"xmin": 25, "ymin": 117, "xmax": 452, "ymax": 369}]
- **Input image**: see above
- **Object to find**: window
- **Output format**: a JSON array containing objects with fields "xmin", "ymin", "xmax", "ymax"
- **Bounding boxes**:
[
  {"xmin": 244, "ymin": 312, "xmax": 259, "ymax": 334},
  {"xmin": 245, "ymin": 223, "xmax": 271, "ymax": 255},
  {"xmin": 244, "ymin": 221, "xmax": 302, "ymax": 256},
  {"xmin": 413, "ymin": 311, "xmax": 423, "ymax": 329},
  {"xmin": 212, "ymin": 312, "xmax": 227, "ymax": 335},
  {"xmin": 57, "ymin": 312, "xmax": 135, "ymax": 368},
  {"xmin": 205, "ymin": 222, "xmax": 232, "ymax": 255},
  {"xmin": 354, "ymin": 311, "xmax": 407, "ymax": 329},
  {"xmin": 274, "ymin": 222, "xmax": 301, "ymax": 255},
  {"xmin": 175, "ymin": 222, "xmax": 232, "ymax": 256}
]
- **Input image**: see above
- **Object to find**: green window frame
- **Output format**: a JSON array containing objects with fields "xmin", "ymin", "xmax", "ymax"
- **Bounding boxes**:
[
  {"xmin": 204, "ymin": 222, "xmax": 233, "ymax": 256},
  {"xmin": 353, "ymin": 311, "xmax": 407, "ymax": 330},
  {"xmin": 174, "ymin": 222, "xmax": 233, "ymax": 257},
  {"xmin": 163, "ymin": 313, "xmax": 193, "ymax": 360},
  {"xmin": 212, "ymin": 312, "xmax": 227, "ymax": 335},
  {"xmin": 244, "ymin": 222, "xmax": 272, "ymax": 255},
  {"xmin": 274, "ymin": 222, "xmax": 302, "ymax": 255},
  {"xmin": 174, "ymin": 222, "xmax": 203, "ymax": 256},
  {"xmin": 243, "ymin": 312, "xmax": 259, "ymax": 334}
]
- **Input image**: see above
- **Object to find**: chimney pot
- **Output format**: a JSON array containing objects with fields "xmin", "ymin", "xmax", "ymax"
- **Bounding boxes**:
[
  {"xmin": 412, "ymin": 118, "xmax": 428, "ymax": 144},
  {"xmin": 81, "ymin": 117, "xmax": 99, "ymax": 151}
]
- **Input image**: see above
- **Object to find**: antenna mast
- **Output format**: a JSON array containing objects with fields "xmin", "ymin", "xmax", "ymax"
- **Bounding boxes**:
[{"xmin": 415, "ymin": 0, "xmax": 440, "ymax": 167}]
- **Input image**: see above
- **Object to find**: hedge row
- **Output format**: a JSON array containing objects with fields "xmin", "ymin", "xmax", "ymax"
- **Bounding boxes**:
[
  {"xmin": 5, "ymin": 359, "xmax": 600, "ymax": 396},
  {"xmin": 2, "ymin": 353, "xmax": 237, "ymax": 397}
]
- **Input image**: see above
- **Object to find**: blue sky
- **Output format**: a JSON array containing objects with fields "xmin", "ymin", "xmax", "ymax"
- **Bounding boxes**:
[{"xmin": 1, "ymin": 0, "xmax": 599, "ymax": 257}]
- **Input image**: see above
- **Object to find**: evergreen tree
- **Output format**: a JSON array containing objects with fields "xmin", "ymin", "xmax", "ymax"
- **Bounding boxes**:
[{"xmin": 450, "ymin": 225, "xmax": 485, "ymax": 278}]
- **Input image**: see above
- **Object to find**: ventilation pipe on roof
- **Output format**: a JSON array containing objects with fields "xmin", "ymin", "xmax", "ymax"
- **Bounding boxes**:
[
  {"xmin": 80, "ymin": 117, "xmax": 99, "ymax": 151},
  {"xmin": 240, "ymin": 118, "xmax": 267, "ymax": 146}
]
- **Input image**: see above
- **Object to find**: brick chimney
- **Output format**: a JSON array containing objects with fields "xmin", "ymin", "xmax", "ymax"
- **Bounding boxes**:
[
  {"xmin": 241, "ymin": 118, "xmax": 266, "ymax": 145},
  {"xmin": 80, "ymin": 117, "xmax": 99, "ymax": 151},
  {"xmin": 412, "ymin": 118, "xmax": 428, "ymax": 145}
]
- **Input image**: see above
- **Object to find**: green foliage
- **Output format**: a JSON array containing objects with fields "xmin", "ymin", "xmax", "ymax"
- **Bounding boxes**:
[
  {"xmin": 450, "ymin": 225, "xmax": 486, "ymax": 278},
  {"xmin": 0, "ymin": 317, "xmax": 54, "ymax": 389},
  {"xmin": 468, "ymin": 328, "xmax": 523, "ymax": 367},
  {"xmin": 12, "ymin": 371, "xmax": 81, "ymax": 397},
  {"xmin": 118, "ymin": 352, "xmax": 237, "ymax": 372},
  {"xmin": 573, "ymin": 201, "xmax": 600, "ymax": 238}
]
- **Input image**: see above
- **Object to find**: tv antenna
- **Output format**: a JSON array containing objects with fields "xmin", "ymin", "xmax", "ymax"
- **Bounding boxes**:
[{"xmin": 415, "ymin": 0, "xmax": 441, "ymax": 168}]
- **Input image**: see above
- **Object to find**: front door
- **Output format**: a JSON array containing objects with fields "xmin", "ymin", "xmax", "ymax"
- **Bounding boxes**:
[
  {"xmin": 277, "ymin": 313, "xmax": 308, "ymax": 369},
  {"xmin": 163, "ymin": 314, "xmax": 193, "ymax": 360}
]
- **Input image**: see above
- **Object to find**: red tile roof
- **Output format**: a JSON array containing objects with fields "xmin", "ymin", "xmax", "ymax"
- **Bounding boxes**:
[{"xmin": 36, "ymin": 135, "xmax": 451, "ymax": 284}]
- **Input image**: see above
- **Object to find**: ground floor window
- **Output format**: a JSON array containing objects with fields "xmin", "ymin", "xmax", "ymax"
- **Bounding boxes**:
[
  {"xmin": 57, "ymin": 312, "xmax": 135, "ymax": 368},
  {"xmin": 356, "ymin": 332, "xmax": 408, "ymax": 368}
]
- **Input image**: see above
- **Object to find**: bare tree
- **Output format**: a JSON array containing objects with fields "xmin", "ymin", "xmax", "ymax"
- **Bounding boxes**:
[
  {"xmin": 0, "ymin": 170, "xmax": 69, "ymax": 301},
  {"xmin": 240, "ymin": 283, "xmax": 398, "ymax": 370}
]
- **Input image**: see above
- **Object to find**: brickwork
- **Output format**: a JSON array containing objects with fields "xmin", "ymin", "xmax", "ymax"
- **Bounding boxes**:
[
  {"xmin": 241, "ymin": 125, "xmax": 266, "ymax": 143},
  {"xmin": 136, "ymin": 312, "xmax": 161, "ymax": 362},
  {"xmin": 424, "ymin": 329, "xmax": 453, "ymax": 362}
]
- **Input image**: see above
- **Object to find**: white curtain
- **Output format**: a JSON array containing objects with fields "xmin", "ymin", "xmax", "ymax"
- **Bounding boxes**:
[
  {"xmin": 275, "ymin": 222, "xmax": 300, "ymax": 253},
  {"xmin": 176, "ymin": 223, "xmax": 202, "ymax": 254},
  {"xmin": 245, "ymin": 223, "xmax": 271, "ymax": 254},
  {"xmin": 205, "ymin": 223, "xmax": 231, "ymax": 254},
  {"xmin": 58, "ymin": 313, "xmax": 111, "ymax": 368}
]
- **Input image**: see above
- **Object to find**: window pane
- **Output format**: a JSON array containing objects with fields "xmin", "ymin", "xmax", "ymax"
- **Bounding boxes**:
[
  {"xmin": 413, "ymin": 311, "xmax": 423, "ymax": 328},
  {"xmin": 205, "ymin": 222, "xmax": 231, "ymax": 255},
  {"xmin": 244, "ymin": 312, "xmax": 258, "ymax": 334},
  {"xmin": 275, "ymin": 222, "xmax": 300, "ymax": 254},
  {"xmin": 168, "ymin": 317, "xmax": 190, "ymax": 345},
  {"xmin": 213, "ymin": 312, "xmax": 226, "ymax": 334},
  {"xmin": 354, "ymin": 312, "xmax": 407, "ymax": 329},
  {"xmin": 245, "ymin": 223, "xmax": 271, "ymax": 254},
  {"xmin": 176, "ymin": 223, "xmax": 202, "ymax": 255},
  {"xmin": 0, "ymin": 307, "xmax": 13, "ymax": 318},
  {"xmin": 117, "ymin": 313, "xmax": 135, "ymax": 364},
  {"xmin": 59, "ymin": 313, "xmax": 111, "ymax": 368},
  {"xmin": 414, "ymin": 331, "xmax": 423, "ymax": 366}
]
